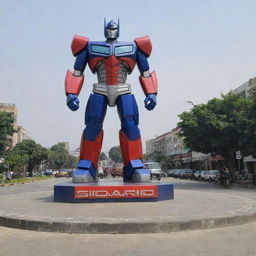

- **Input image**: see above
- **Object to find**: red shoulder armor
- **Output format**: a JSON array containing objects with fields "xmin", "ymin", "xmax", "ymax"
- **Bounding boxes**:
[
  {"xmin": 134, "ymin": 35, "xmax": 152, "ymax": 57},
  {"xmin": 71, "ymin": 35, "xmax": 89, "ymax": 56}
]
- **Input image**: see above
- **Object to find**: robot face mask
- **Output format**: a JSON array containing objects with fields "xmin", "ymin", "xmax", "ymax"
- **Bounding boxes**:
[
  {"xmin": 104, "ymin": 19, "xmax": 120, "ymax": 40},
  {"xmin": 105, "ymin": 28, "xmax": 118, "ymax": 40}
]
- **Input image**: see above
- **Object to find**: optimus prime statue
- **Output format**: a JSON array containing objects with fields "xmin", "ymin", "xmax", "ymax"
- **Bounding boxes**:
[{"xmin": 65, "ymin": 20, "xmax": 158, "ymax": 183}]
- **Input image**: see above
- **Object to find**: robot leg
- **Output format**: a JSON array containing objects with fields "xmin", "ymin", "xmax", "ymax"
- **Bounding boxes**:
[
  {"xmin": 72, "ymin": 93, "xmax": 107, "ymax": 183},
  {"xmin": 117, "ymin": 94, "xmax": 150, "ymax": 182}
]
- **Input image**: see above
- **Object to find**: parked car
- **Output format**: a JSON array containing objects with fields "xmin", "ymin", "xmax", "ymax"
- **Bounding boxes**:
[
  {"xmin": 55, "ymin": 170, "xmax": 68, "ymax": 178},
  {"xmin": 204, "ymin": 170, "xmax": 220, "ymax": 182},
  {"xmin": 167, "ymin": 169, "xmax": 177, "ymax": 177},
  {"xmin": 183, "ymin": 169, "xmax": 194, "ymax": 179},
  {"xmin": 173, "ymin": 169, "xmax": 183, "ymax": 178},
  {"xmin": 173, "ymin": 169, "xmax": 188, "ymax": 179},
  {"xmin": 111, "ymin": 163, "xmax": 123, "ymax": 177},
  {"xmin": 200, "ymin": 171, "xmax": 209, "ymax": 181},
  {"xmin": 193, "ymin": 170, "xmax": 203, "ymax": 180},
  {"xmin": 144, "ymin": 162, "xmax": 161, "ymax": 180},
  {"xmin": 67, "ymin": 169, "xmax": 74, "ymax": 177},
  {"xmin": 44, "ymin": 169, "xmax": 53, "ymax": 176},
  {"xmin": 103, "ymin": 166, "xmax": 112, "ymax": 177},
  {"xmin": 98, "ymin": 166, "xmax": 104, "ymax": 179},
  {"xmin": 52, "ymin": 170, "xmax": 58, "ymax": 176}
]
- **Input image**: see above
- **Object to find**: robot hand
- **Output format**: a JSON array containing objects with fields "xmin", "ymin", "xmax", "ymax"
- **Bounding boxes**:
[
  {"xmin": 144, "ymin": 94, "xmax": 157, "ymax": 111},
  {"xmin": 66, "ymin": 94, "xmax": 80, "ymax": 111}
]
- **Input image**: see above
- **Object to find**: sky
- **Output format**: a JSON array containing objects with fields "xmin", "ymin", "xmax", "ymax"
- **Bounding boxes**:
[{"xmin": 1, "ymin": 0, "xmax": 256, "ymax": 154}]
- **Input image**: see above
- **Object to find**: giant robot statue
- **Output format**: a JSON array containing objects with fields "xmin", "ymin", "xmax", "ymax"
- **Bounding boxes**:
[{"xmin": 65, "ymin": 20, "xmax": 158, "ymax": 183}]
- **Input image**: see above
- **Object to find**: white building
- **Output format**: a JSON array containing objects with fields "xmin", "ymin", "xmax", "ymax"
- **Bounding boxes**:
[{"xmin": 232, "ymin": 76, "xmax": 256, "ymax": 173}]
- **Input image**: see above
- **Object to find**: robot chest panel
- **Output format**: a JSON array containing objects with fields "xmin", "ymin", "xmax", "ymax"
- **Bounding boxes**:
[
  {"xmin": 96, "ymin": 58, "xmax": 128, "ymax": 85},
  {"xmin": 88, "ymin": 42, "xmax": 137, "ymax": 74},
  {"xmin": 88, "ymin": 41, "xmax": 136, "ymax": 58}
]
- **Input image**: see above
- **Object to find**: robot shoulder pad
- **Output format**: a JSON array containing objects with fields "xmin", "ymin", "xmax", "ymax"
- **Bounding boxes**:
[
  {"xmin": 71, "ymin": 34, "xmax": 89, "ymax": 56},
  {"xmin": 134, "ymin": 35, "xmax": 152, "ymax": 57}
]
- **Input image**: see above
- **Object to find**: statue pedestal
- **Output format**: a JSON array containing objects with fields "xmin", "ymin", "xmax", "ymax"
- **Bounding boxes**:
[{"xmin": 54, "ymin": 181, "xmax": 174, "ymax": 203}]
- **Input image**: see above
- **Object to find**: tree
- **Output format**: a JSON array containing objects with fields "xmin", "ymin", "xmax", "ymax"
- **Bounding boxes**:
[
  {"xmin": 108, "ymin": 146, "xmax": 122, "ymax": 163},
  {"xmin": 6, "ymin": 139, "xmax": 48, "ymax": 177},
  {"xmin": 178, "ymin": 93, "xmax": 252, "ymax": 175},
  {"xmin": 5, "ymin": 150, "xmax": 28, "ymax": 176},
  {"xmin": 46, "ymin": 144, "xmax": 77, "ymax": 170},
  {"xmin": 100, "ymin": 152, "xmax": 107, "ymax": 161},
  {"xmin": 144, "ymin": 152, "xmax": 171, "ymax": 170},
  {"xmin": 0, "ymin": 112, "xmax": 15, "ymax": 157}
]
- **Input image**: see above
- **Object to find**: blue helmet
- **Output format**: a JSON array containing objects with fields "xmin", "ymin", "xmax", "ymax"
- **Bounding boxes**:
[{"xmin": 104, "ymin": 19, "xmax": 120, "ymax": 40}]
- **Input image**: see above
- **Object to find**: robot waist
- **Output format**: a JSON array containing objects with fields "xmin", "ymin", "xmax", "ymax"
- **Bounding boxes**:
[{"xmin": 93, "ymin": 83, "xmax": 132, "ymax": 107}]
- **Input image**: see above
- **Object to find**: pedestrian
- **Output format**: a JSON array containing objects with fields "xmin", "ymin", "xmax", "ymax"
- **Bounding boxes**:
[{"xmin": 6, "ymin": 170, "xmax": 11, "ymax": 180}]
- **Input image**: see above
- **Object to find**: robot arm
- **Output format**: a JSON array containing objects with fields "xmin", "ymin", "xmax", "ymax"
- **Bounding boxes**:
[
  {"xmin": 135, "ymin": 36, "xmax": 158, "ymax": 110},
  {"xmin": 65, "ymin": 35, "xmax": 89, "ymax": 111}
]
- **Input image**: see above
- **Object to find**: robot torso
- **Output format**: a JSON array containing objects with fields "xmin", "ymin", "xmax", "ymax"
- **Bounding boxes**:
[{"xmin": 87, "ymin": 41, "xmax": 137, "ymax": 106}]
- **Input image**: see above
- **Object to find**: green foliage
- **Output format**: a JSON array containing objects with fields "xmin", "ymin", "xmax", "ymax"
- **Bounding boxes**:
[
  {"xmin": 0, "ymin": 162, "xmax": 9, "ymax": 173},
  {"xmin": 108, "ymin": 146, "xmax": 122, "ymax": 163},
  {"xmin": 6, "ymin": 139, "xmax": 48, "ymax": 177},
  {"xmin": 4, "ymin": 175, "xmax": 52, "ymax": 184},
  {"xmin": 5, "ymin": 151, "xmax": 27, "ymax": 176},
  {"xmin": 144, "ymin": 152, "xmax": 172, "ymax": 170},
  {"xmin": 178, "ymin": 93, "xmax": 253, "ymax": 172},
  {"xmin": 46, "ymin": 144, "xmax": 77, "ymax": 170},
  {"xmin": 0, "ymin": 112, "xmax": 15, "ymax": 157},
  {"xmin": 144, "ymin": 152, "xmax": 165, "ymax": 163},
  {"xmin": 100, "ymin": 152, "xmax": 107, "ymax": 161}
]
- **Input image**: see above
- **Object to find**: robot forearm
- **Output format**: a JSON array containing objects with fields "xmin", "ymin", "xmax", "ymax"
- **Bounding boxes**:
[
  {"xmin": 65, "ymin": 69, "xmax": 84, "ymax": 95},
  {"xmin": 139, "ymin": 70, "xmax": 158, "ymax": 95}
]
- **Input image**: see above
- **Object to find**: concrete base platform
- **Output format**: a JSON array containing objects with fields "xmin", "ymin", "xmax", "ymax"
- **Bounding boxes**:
[
  {"xmin": 54, "ymin": 181, "xmax": 174, "ymax": 202},
  {"xmin": 0, "ymin": 178, "xmax": 256, "ymax": 234}
]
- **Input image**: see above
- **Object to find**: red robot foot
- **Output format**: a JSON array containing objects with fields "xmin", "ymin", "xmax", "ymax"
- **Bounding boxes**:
[
  {"xmin": 119, "ymin": 131, "xmax": 150, "ymax": 182},
  {"xmin": 72, "ymin": 131, "xmax": 103, "ymax": 183}
]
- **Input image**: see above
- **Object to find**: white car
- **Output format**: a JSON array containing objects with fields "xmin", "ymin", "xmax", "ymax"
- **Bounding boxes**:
[
  {"xmin": 144, "ymin": 162, "xmax": 161, "ymax": 180},
  {"xmin": 203, "ymin": 170, "xmax": 220, "ymax": 182},
  {"xmin": 98, "ymin": 166, "xmax": 104, "ymax": 179}
]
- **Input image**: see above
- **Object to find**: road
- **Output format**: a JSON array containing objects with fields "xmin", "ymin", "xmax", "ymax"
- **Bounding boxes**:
[
  {"xmin": 0, "ymin": 222, "xmax": 255, "ymax": 256},
  {"xmin": 0, "ymin": 177, "xmax": 255, "ymax": 256}
]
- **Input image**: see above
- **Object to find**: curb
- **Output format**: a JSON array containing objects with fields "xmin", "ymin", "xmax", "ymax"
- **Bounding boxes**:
[{"xmin": 0, "ymin": 211, "xmax": 255, "ymax": 234}]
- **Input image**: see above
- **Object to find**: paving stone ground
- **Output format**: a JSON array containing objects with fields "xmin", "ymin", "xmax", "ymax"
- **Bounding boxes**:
[{"xmin": 0, "ymin": 177, "xmax": 255, "ymax": 233}]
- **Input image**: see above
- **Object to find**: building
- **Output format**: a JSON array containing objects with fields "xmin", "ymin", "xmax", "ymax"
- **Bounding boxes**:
[
  {"xmin": 146, "ymin": 128, "xmax": 184, "ymax": 156},
  {"xmin": 0, "ymin": 103, "xmax": 32, "ymax": 148},
  {"xmin": 232, "ymin": 77, "xmax": 256, "ymax": 98},
  {"xmin": 153, "ymin": 131, "xmax": 172, "ymax": 155},
  {"xmin": 146, "ymin": 127, "xmax": 211, "ymax": 169},
  {"xmin": 145, "ymin": 139, "xmax": 155, "ymax": 155},
  {"xmin": 17, "ymin": 126, "xmax": 30, "ymax": 143},
  {"xmin": 233, "ymin": 76, "xmax": 256, "ymax": 173},
  {"xmin": 0, "ymin": 103, "xmax": 18, "ymax": 147},
  {"xmin": 58, "ymin": 142, "xmax": 70, "ymax": 152}
]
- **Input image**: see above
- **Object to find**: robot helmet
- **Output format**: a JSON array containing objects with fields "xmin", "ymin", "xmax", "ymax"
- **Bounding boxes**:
[{"xmin": 104, "ymin": 18, "xmax": 120, "ymax": 40}]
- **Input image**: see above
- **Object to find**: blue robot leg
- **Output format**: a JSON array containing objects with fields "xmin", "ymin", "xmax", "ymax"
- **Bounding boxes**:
[
  {"xmin": 72, "ymin": 93, "xmax": 107, "ymax": 183},
  {"xmin": 117, "ymin": 94, "xmax": 150, "ymax": 182}
]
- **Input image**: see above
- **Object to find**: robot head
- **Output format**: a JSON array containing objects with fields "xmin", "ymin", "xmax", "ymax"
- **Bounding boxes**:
[{"xmin": 104, "ymin": 19, "xmax": 119, "ymax": 40}]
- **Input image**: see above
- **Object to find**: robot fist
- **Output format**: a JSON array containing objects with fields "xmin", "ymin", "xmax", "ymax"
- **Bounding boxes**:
[
  {"xmin": 144, "ymin": 94, "xmax": 157, "ymax": 111},
  {"xmin": 66, "ymin": 94, "xmax": 80, "ymax": 111}
]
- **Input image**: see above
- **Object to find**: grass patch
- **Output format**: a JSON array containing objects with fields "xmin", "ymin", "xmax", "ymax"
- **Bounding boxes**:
[{"xmin": 2, "ymin": 176, "xmax": 53, "ymax": 184}]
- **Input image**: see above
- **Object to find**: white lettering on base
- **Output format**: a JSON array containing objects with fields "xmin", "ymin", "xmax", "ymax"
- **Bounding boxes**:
[{"xmin": 75, "ymin": 189, "xmax": 156, "ymax": 198}]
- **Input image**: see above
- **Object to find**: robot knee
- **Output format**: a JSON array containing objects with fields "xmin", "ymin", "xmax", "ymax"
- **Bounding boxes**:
[
  {"xmin": 83, "ymin": 120, "xmax": 103, "ymax": 141},
  {"xmin": 121, "ymin": 123, "xmax": 140, "ymax": 140}
]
